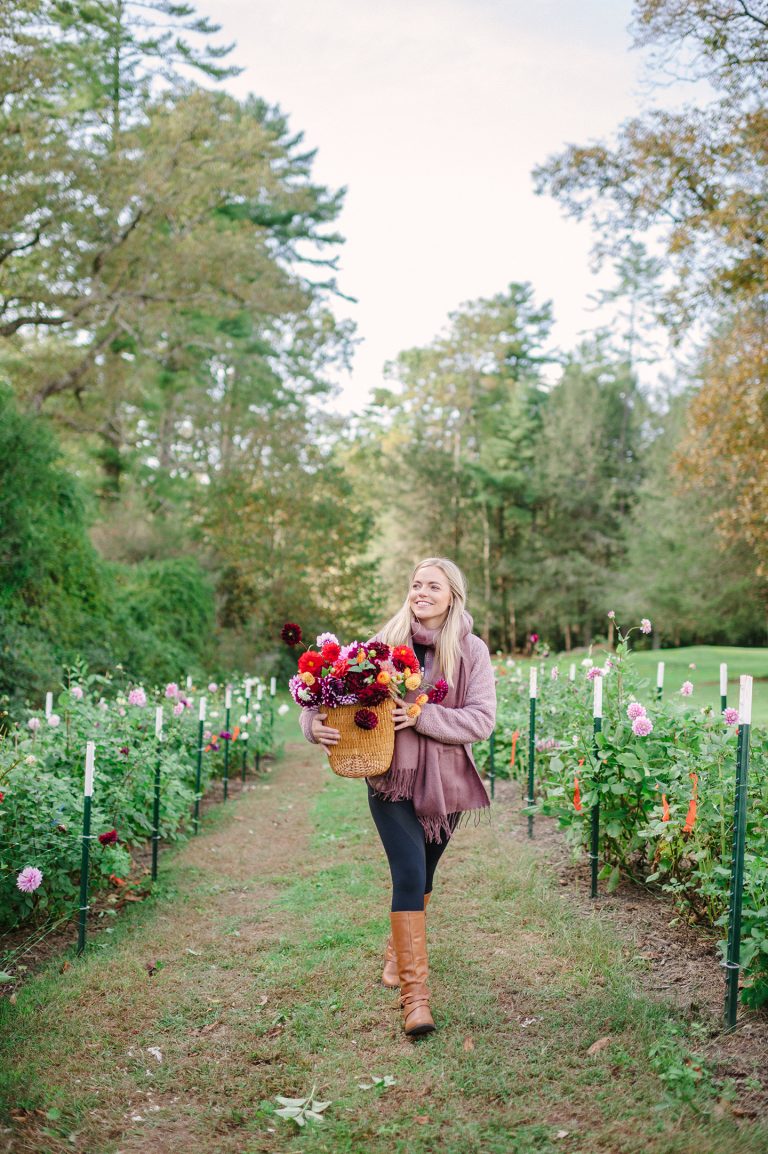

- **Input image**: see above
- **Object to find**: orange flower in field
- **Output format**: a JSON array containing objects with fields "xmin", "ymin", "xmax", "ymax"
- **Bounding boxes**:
[
  {"xmin": 376, "ymin": 671, "xmax": 391, "ymax": 686},
  {"xmin": 573, "ymin": 776, "xmax": 582, "ymax": 813},
  {"xmin": 406, "ymin": 704, "xmax": 421, "ymax": 718},
  {"xmin": 661, "ymin": 794, "xmax": 670, "ymax": 822},
  {"xmin": 405, "ymin": 673, "xmax": 422, "ymax": 691},
  {"xmin": 415, "ymin": 693, "xmax": 428, "ymax": 706},
  {"xmin": 683, "ymin": 772, "xmax": 698, "ymax": 833}
]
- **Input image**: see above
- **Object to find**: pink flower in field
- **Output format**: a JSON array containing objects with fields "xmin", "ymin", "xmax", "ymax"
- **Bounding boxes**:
[
  {"xmin": 586, "ymin": 667, "xmax": 603, "ymax": 681},
  {"xmin": 723, "ymin": 707, "xmax": 739, "ymax": 727},
  {"xmin": 70, "ymin": 686, "xmax": 84, "ymax": 700},
  {"xmin": 16, "ymin": 867, "xmax": 43, "ymax": 893},
  {"xmin": 48, "ymin": 714, "xmax": 61, "ymax": 728},
  {"xmin": 208, "ymin": 682, "xmax": 218, "ymax": 694},
  {"xmin": 165, "ymin": 682, "xmax": 179, "ymax": 699},
  {"xmin": 680, "ymin": 681, "xmax": 694, "ymax": 696},
  {"xmin": 530, "ymin": 633, "xmax": 539, "ymax": 644},
  {"xmin": 128, "ymin": 687, "xmax": 146, "ymax": 707},
  {"xmin": 607, "ymin": 610, "xmax": 616, "ymax": 619},
  {"xmin": 640, "ymin": 618, "xmax": 652, "ymax": 634},
  {"xmin": 28, "ymin": 717, "xmax": 41, "ymax": 731},
  {"xmin": 173, "ymin": 701, "xmax": 185, "ymax": 717},
  {"xmin": 627, "ymin": 702, "xmax": 646, "ymax": 721},
  {"xmin": 632, "ymin": 715, "xmax": 653, "ymax": 737},
  {"xmin": 551, "ymin": 667, "xmax": 559, "ymax": 680}
]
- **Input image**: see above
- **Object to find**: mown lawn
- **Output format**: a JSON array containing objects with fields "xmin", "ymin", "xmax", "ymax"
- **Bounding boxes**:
[{"xmin": 1, "ymin": 741, "xmax": 766, "ymax": 1154}]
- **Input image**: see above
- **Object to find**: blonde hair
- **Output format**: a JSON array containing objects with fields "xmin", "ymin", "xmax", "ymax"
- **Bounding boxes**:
[{"xmin": 378, "ymin": 557, "xmax": 468, "ymax": 685}]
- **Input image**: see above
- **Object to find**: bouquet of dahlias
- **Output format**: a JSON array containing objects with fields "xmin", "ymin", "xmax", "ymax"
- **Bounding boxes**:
[{"xmin": 281, "ymin": 624, "xmax": 449, "ymax": 778}]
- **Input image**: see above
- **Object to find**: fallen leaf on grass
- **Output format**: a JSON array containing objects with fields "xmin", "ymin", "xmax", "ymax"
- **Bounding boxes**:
[
  {"xmin": 199, "ymin": 1021, "xmax": 223, "ymax": 1036},
  {"xmin": 415, "ymin": 1115, "xmax": 430, "ymax": 1125},
  {"xmin": 358, "ymin": 1074, "xmax": 396, "ymax": 1090},
  {"xmin": 587, "ymin": 1036, "xmax": 612, "ymax": 1056},
  {"xmin": 274, "ymin": 1086, "xmax": 331, "ymax": 1127},
  {"xmin": 463, "ymin": 1037, "xmax": 475, "ymax": 1051}
]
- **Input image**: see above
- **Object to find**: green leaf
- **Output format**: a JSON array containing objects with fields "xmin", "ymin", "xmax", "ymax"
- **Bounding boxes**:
[{"xmin": 607, "ymin": 866, "xmax": 621, "ymax": 893}]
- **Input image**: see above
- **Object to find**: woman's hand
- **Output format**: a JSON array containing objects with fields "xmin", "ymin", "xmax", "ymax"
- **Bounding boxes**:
[
  {"xmin": 391, "ymin": 699, "xmax": 419, "ymax": 732},
  {"xmin": 311, "ymin": 712, "xmax": 341, "ymax": 748}
]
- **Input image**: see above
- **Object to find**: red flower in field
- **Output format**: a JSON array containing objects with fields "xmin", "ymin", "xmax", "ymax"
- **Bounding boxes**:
[
  {"xmin": 298, "ymin": 650, "xmax": 324, "ymax": 676},
  {"xmin": 98, "ymin": 829, "xmax": 118, "ymax": 846},
  {"xmin": 683, "ymin": 772, "xmax": 698, "ymax": 833},
  {"xmin": 321, "ymin": 641, "xmax": 341, "ymax": 663},
  {"xmin": 354, "ymin": 708, "xmax": 379, "ymax": 730},
  {"xmin": 0, "ymin": 791, "xmax": 4, "ymax": 803},
  {"xmin": 573, "ymin": 776, "xmax": 582, "ymax": 813},
  {"xmin": 109, "ymin": 874, "xmax": 126, "ymax": 886},
  {"xmin": 281, "ymin": 622, "xmax": 302, "ymax": 646},
  {"xmin": 530, "ymin": 633, "xmax": 539, "ymax": 644},
  {"xmin": 392, "ymin": 645, "xmax": 419, "ymax": 673}
]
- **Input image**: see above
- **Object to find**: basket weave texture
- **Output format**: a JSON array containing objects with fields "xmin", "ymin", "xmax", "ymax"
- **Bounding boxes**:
[{"xmin": 325, "ymin": 700, "xmax": 395, "ymax": 778}]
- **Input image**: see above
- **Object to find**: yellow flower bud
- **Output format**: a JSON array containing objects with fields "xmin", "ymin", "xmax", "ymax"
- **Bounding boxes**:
[
  {"xmin": 376, "ymin": 671, "xmax": 391, "ymax": 686},
  {"xmin": 406, "ymin": 704, "xmax": 421, "ymax": 719},
  {"xmin": 405, "ymin": 673, "xmax": 422, "ymax": 691},
  {"xmin": 300, "ymin": 672, "xmax": 316, "ymax": 686},
  {"xmin": 415, "ymin": 693, "xmax": 428, "ymax": 706},
  {"xmin": 357, "ymin": 648, "xmax": 366, "ymax": 663}
]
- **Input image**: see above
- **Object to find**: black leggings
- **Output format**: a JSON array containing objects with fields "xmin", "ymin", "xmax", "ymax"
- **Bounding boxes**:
[{"xmin": 367, "ymin": 785, "xmax": 452, "ymax": 912}]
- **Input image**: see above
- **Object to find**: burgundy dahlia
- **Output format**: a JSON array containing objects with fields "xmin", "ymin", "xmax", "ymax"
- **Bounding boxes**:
[
  {"xmin": 281, "ymin": 622, "xmax": 302, "ymax": 646},
  {"xmin": 358, "ymin": 683, "xmax": 390, "ymax": 706},
  {"xmin": 366, "ymin": 641, "xmax": 391, "ymax": 662},
  {"xmin": 98, "ymin": 829, "xmax": 118, "ymax": 846},
  {"xmin": 428, "ymin": 679, "xmax": 449, "ymax": 704},
  {"xmin": 354, "ymin": 708, "xmax": 379, "ymax": 730}
]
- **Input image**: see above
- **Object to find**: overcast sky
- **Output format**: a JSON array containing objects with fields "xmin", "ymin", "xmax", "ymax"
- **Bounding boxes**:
[{"xmin": 193, "ymin": 0, "xmax": 667, "ymax": 410}]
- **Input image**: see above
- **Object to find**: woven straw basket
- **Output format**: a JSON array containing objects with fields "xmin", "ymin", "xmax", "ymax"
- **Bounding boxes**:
[{"xmin": 325, "ymin": 700, "xmax": 395, "ymax": 779}]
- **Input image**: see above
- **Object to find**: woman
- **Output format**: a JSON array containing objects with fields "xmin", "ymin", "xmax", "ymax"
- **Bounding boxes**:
[{"xmin": 300, "ymin": 557, "xmax": 496, "ymax": 1036}]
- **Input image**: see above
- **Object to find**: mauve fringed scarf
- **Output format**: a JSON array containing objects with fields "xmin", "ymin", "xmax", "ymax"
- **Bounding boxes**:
[{"xmin": 367, "ymin": 612, "xmax": 491, "ymax": 842}]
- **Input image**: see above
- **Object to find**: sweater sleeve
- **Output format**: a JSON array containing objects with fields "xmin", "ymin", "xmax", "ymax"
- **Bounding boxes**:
[
  {"xmin": 413, "ymin": 636, "xmax": 496, "ymax": 745},
  {"xmin": 299, "ymin": 706, "xmax": 319, "ymax": 744}
]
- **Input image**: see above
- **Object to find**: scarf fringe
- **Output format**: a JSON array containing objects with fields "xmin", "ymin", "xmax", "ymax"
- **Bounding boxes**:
[
  {"xmin": 419, "ymin": 803, "xmax": 491, "ymax": 844},
  {"xmin": 366, "ymin": 765, "xmax": 419, "ymax": 803}
]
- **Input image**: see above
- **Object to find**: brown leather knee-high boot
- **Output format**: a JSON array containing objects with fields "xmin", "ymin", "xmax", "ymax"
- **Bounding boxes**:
[
  {"xmin": 382, "ymin": 892, "xmax": 430, "ymax": 988},
  {"xmin": 389, "ymin": 909, "xmax": 435, "ymax": 1035}
]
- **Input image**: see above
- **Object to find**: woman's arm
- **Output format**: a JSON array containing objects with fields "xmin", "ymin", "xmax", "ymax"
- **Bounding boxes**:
[
  {"xmin": 413, "ymin": 638, "xmax": 496, "ymax": 745},
  {"xmin": 299, "ymin": 707, "xmax": 319, "ymax": 744}
]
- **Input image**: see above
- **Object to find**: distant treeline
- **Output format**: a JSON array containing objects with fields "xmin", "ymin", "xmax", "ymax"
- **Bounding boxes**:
[{"xmin": 0, "ymin": 1, "xmax": 765, "ymax": 707}]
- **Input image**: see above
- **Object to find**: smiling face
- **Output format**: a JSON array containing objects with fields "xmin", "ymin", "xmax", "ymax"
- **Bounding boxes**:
[{"xmin": 409, "ymin": 565, "xmax": 452, "ymax": 630}]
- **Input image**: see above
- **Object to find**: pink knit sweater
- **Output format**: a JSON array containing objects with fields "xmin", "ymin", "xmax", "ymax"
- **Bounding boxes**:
[{"xmin": 298, "ymin": 632, "xmax": 496, "ymax": 767}]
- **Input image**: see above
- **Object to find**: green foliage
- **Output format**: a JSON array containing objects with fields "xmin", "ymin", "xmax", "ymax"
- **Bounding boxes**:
[{"xmin": 478, "ymin": 628, "xmax": 768, "ymax": 1005}]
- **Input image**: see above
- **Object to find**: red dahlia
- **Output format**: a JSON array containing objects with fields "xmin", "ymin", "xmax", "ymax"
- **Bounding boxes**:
[
  {"xmin": 354, "ymin": 708, "xmax": 379, "ymax": 730},
  {"xmin": 298, "ymin": 650, "xmax": 324, "ymax": 675},
  {"xmin": 392, "ymin": 645, "xmax": 419, "ymax": 672},
  {"xmin": 281, "ymin": 622, "xmax": 302, "ymax": 646},
  {"xmin": 428, "ymin": 679, "xmax": 449, "ymax": 704},
  {"xmin": 321, "ymin": 641, "xmax": 341, "ymax": 663}
]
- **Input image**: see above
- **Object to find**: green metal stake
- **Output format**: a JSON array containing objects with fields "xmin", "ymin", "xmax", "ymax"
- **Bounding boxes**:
[
  {"xmin": 488, "ymin": 729, "xmax": 496, "ymax": 800},
  {"xmin": 526, "ymin": 668, "xmax": 537, "ymax": 838},
  {"xmin": 77, "ymin": 741, "xmax": 96, "ymax": 956},
  {"xmin": 720, "ymin": 662, "xmax": 728, "ymax": 713},
  {"xmin": 193, "ymin": 696, "xmax": 206, "ymax": 834},
  {"xmin": 656, "ymin": 661, "xmax": 664, "ymax": 702},
  {"xmin": 590, "ymin": 676, "xmax": 603, "ymax": 899},
  {"xmin": 223, "ymin": 687, "xmax": 231, "ymax": 801},
  {"xmin": 724, "ymin": 676, "xmax": 752, "ymax": 1029},
  {"xmin": 151, "ymin": 707, "xmax": 163, "ymax": 881}
]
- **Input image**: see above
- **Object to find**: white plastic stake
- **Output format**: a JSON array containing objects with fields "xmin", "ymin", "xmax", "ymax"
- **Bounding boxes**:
[
  {"xmin": 225, "ymin": 686, "xmax": 232, "ymax": 709},
  {"xmin": 656, "ymin": 661, "xmax": 665, "ymax": 690},
  {"xmin": 568, "ymin": 663, "xmax": 576, "ymax": 682},
  {"xmin": 739, "ymin": 675, "xmax": 753, "ymax": 726},
  {"xmin": 84, "ymin": 741, "xmax": 95, "ymax": 796},
  {"xmin": 593, "ymin": 675, "xmax": 603, "ymax": 719},
  {"xmin": 199, "ymin": 696, "xmax": 206, "ymax": 722},
  {"xmin": 270, "ymin": 677, "xmax": 277, "ymax": 697},
  {"xmin": 155, "ymin": 706, "xmax": 163, "ymax": 738},
  {"xmin": 529, "ymin": 668, "xmax": 537, "ymax": 699},
  {"xmin": 45, "ymin": 691, "xmax": 53, "ymax": 718},
  {"xmin": 720, "ymin": 663, "xmax": 728, "ymax": 697}
]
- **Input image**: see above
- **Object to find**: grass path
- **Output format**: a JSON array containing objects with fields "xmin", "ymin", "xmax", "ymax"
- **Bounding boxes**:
[{"xmin": 1, "ymin": 743, "xmax": 767, "ymax": 1154}]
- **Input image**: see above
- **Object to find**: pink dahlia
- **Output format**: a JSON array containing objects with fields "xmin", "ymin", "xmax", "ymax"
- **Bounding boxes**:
[
  {"xmin": 315, "ymin": 631, "xmax": 338, "ymax": 648},
  {"xmin": 586, "ymin": 667, "xmax": 603, "ymax": 681},
  {"xmin": 48, "ymin": 714, "xmax": 61, "ymax": 728},
  {"xmin": 607, "ymin": 610, "xmax": 616, "ymax": 620},
  {"xmin": 723, "ymin": 707, "xmax": 739, "ymax": 727},
  {"xmin": 70, "ymin": 686, "xmax": 84, "ymax": 700},
  {"xmin": 128, "ymin": 687, "xmax": 147, "ymax": 707},
  {"xmin": 16, "ymin": 866, "xmax": 43, "ymax": 893},
  {"xmin": 172, "ymin": 701, "xmax": 185, "ymax": 716},
  {"xmin": 165, "ymin": 682, "xmax": 179, "ymax": 699},
  {"xmin": 632, "ymin": 715, "xmax": 654, "ymax": 737},
  {"xmin": 680, "ymin": 681, "xmax": 694, "ymax": 696},
  {"xmin": 207, "ymin": 682, "xmax": 218, "ymax": 694},
  {"xmin": 640, "ymin": 618, "xmax": 652, "ymax": 634},
  {"xmin": 28, "ymin": 717, "xmax": 41, "ymax": 731},
  {"xmin": 627, "ymin": 702, "xmax": 646, "ymax": 721},
  {"xmin": 354, "ymin": 708, "xmax": 379, "ymax": 730}
]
